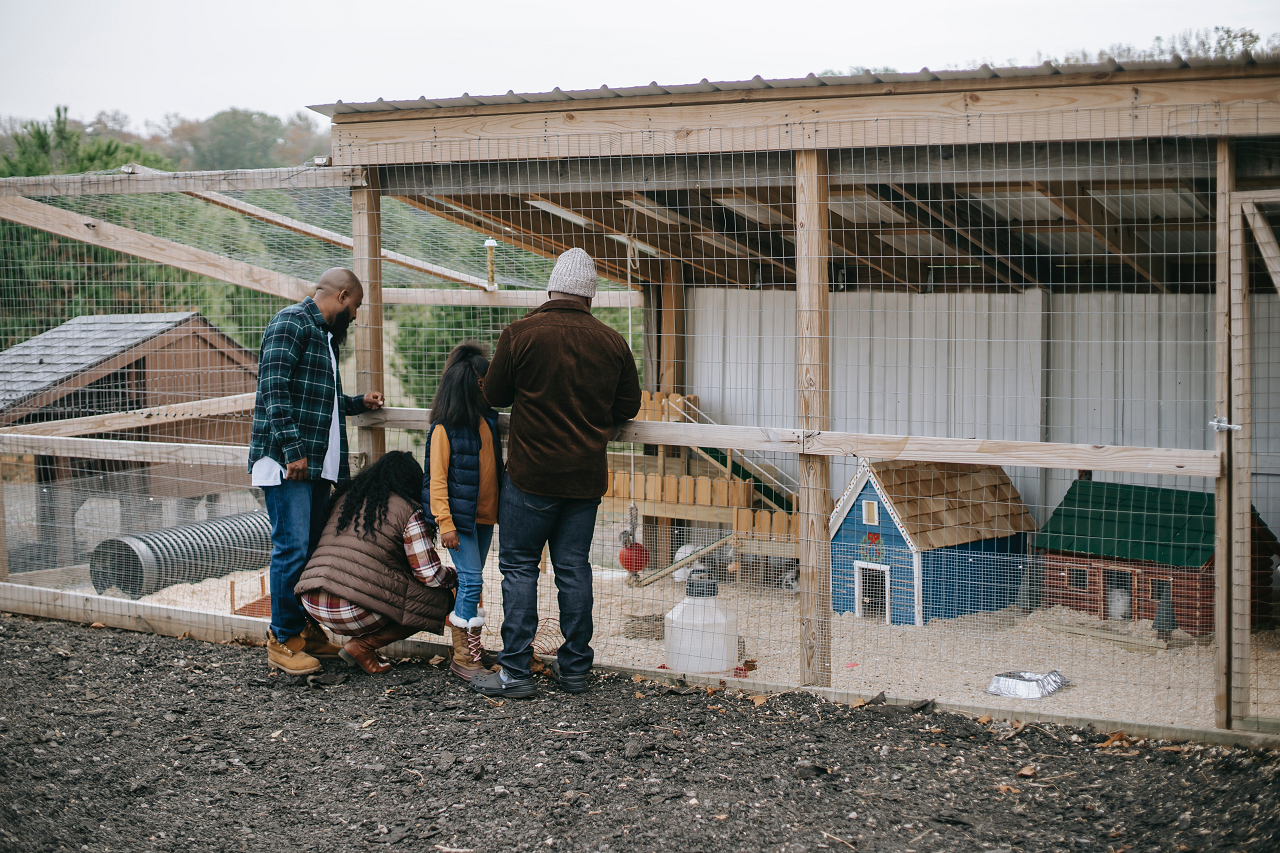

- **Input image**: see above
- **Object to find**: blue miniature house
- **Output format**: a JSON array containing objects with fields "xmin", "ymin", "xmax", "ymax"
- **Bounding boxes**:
[{"xmin": 830, "ymin": 460, "xmax": 1038, "ymax": 626}]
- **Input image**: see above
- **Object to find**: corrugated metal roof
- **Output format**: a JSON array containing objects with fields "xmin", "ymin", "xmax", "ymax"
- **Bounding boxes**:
[
  {"xmin": 0, "ymin": 313, "xmax": 198, "ymax": 413},
  {"xmin": 309, "ymin": 54, "xmax": 1274, "ymax": 118}
]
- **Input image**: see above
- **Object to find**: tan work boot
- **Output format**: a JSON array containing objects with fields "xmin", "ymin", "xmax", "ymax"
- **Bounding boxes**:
[
  {"xmin": 267, "ymin": 633, "xmax": 322, "ymax": 676},
  {"xmin": 300, "ymin": 618, "xmax": 342, "ymax": 659},
  {"xmin": 448, "ymin": 612, "xmax": 487, "ymax": 681}
]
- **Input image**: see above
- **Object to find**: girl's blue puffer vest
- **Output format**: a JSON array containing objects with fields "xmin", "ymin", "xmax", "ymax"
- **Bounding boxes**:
[{"xmin": 421, "ymin": 410, "xmax": 504, "ymax": 533}]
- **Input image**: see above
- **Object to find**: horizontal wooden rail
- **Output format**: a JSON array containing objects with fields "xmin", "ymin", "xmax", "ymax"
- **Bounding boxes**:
[
  {"xmin": 0, "ymin": 393, "xmax": 256, "ymax": 438},
  {"xmin": 381, "ymin": 288, "xmax": 642, "ymax": 309},
  {"xmin": 0, "ymin": 166, "xmax": 366, "ymax": 197},
  {"xmin": 0, "ymin": 434, "xmax": 248, "ymax": 466},
  {"xmin": 1232, "ymin": 189, "xmax": 1280, "ymax": 204},
  {"xmin": 351, "ymin": 407, "xmax": 1222, "ymax": 477}
]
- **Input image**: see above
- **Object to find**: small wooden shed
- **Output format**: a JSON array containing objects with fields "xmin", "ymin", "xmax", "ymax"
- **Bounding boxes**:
[
  {"xmin": 829, "ymin": 459, "xmax": 1038, "ymax": 626},
  {"xmin": 0, "ymin": 312, "xmax": 257, "ymax": 570},
  {"xmin": 1034, "ymin": 480, "xmax": 1278, "ymax": 636}
]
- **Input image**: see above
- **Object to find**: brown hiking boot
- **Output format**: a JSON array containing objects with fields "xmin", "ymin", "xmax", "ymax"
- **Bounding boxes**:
[
  {"xmin": 448, "ymin": 612, "xmax": 487, "ymax": 681},
  {"xmin": 300, "ymin": 619, "xmax": 342, "ymax": 659},
  {"xmin": 267, "ymin": 633, "xmax": 322, "ymax": 676},
  {"xmin": 340, "ymin": 624, "xmax": 416, "ymax": 675}
]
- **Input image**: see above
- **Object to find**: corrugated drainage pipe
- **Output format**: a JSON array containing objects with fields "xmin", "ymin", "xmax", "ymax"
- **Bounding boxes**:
[{"xmin": 90, "ymin": 511, "xmax": 272, "ymax": 598}]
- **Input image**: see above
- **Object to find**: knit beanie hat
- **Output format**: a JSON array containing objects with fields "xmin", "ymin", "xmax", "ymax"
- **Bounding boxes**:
[{"xmin": 547, "ymin": 248, "xmax": 598, "ymax": 298}]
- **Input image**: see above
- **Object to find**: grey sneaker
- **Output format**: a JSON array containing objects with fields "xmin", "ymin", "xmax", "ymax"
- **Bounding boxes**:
[
  {"xmin": 471, "ymin": 667, "xmax": 537, "ymax": 699},
  {"xmin": 549, "ymin": 659, "xmax": 591, "ymax": 694}
]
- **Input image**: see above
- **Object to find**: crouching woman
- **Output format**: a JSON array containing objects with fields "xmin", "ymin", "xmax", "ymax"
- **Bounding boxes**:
[{"xmin": 296, "ymin": 451, "xmax": 454, "ymax": 674}]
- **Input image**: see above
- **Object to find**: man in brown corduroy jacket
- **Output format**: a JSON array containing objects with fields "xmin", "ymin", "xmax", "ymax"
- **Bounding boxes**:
[{"xmin": 473, "ymin": 248, "xmax": 641, "ymax": 698}]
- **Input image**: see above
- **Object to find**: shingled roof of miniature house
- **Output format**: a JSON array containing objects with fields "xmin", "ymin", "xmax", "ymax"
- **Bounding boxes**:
[{"xmin": 830, "ymin": 460, "xmax": 1038, "ymax": 551}]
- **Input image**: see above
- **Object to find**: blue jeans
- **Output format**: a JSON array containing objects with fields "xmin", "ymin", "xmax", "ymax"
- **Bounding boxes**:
[
  {"xmin": 451, "ymin": 524, "xmax": 494, "ymax": 621},
  {"xmin": 496, "ymin": 474, "xmax": 600, "ymax": 679},
  {"xmin": 262, "ymin": 479, "xmax": 332, "ymax": 642}
]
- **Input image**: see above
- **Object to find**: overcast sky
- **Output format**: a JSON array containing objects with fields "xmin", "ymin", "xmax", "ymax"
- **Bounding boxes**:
[{"xmin": 3, "ymin": 0, "xmax": 1279, "ymax": 131}]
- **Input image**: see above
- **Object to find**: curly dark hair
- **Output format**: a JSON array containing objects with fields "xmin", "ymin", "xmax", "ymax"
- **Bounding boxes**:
[
  {"xmin": 329, "ymin": 450, "xmax": 426, "ymax": 541},
  {"xmin": 429, "ymin": 341, "xmax": 490, "ymax": 431}
]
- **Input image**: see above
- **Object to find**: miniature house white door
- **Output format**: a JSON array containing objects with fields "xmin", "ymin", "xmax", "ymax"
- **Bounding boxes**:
[{"xmin": 853, "ymin": 560, "xmax": 891, "ymax": 624}]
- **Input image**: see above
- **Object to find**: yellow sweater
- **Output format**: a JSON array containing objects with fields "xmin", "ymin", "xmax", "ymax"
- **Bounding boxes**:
[{"xmin": 429, "ymin": 421, "xmax": 499, "ymax": 535}]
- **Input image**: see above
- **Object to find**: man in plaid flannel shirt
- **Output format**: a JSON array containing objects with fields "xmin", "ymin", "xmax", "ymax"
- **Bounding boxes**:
[{"xmin": 248, "ymin": 268, "xmax": 384, "ymax": 675}]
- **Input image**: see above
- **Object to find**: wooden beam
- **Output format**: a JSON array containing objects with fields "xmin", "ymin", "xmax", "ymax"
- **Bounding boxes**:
[
  {"xmin": 381, "ymin": 288, "xmax": 641, "ymax": 308},
  {"xmin": 0, "ymin": 165, "xmax": 366, "ymax": 198},
  {"xmin": 827, "ymin": 208, "xmax": 925, "ymax": 287},
  {"xmin": 353, "ymin": 172, "xmax": 386, "ymax": 462},
  {"xmin": 0, "ymin": 195, "xmax": 313, "ymax": 301},
  {"xmin": 329, "ymin": 76, "xmax": 1280, "ymax": 164},
  {"xmin": 795, "ymin": 149, "xmax": 832, "ymax": 689},
  {"xmin": 862, "ymin": 184, "xmax": 1017, "ymax": 287},
  {"xmin": 0, "ymin": 434, "xmax": 247, "ymax": 467},
  {"xmin": 1243, "ymin": 202, "xmax": 1280, "ymax": 294},
  {"xmin": 1229, "ymin": 199, "xmax": 1253, "ymax": 724},
  {"xmin": 618, "ymin": 193, "xmax": 789, "ymax": 274},
  {"xmin": 1215, "ymin": 138, "xmax": 1235, "ymax": 730},
  {"xmin": 351, "ymin": 405, "xmax": 1223, "ymax": 478},
  {"xmin": 905, "ymin": 184, "xmax": 1041, "ymax": 285},
  {"xmin": 0, "ymin": 393, "xmax": 255, "ymax": 438},
  {"xmin": 163, "ymin": 179, "xmax": 490, "ymax": 290},
  {"xmin": 658, "ymin": 262, "xmax": 685, "ymax": 394},
  {"xmin": 1034, "ymin": 182, "xmax": 1167, "ymax": 291}
]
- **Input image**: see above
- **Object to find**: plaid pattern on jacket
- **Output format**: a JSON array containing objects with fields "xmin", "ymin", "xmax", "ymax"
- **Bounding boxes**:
[{"xmin": 248, "ymin": 297, "xmax": 367, "ymax": 482}]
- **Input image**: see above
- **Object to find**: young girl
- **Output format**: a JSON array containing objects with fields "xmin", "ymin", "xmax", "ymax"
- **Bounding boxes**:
[
  {"xmin": 424, "ymin": 342, "xmax": 503, "ymax": 681},
  {"xmin": 296, "ymin": 451, "xmax": 454, "ymax": 676}
]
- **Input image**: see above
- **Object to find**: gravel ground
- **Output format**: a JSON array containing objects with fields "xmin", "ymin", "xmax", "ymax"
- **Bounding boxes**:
[{"xmin": 2, "ymin": 613, "xmax": 1279, "ymax": 853}]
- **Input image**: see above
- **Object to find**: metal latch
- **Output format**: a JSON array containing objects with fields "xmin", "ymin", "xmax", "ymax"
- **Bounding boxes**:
[{"xmin": 1210, "ymin": 416, "xmax": 1242, "ymax": 432}]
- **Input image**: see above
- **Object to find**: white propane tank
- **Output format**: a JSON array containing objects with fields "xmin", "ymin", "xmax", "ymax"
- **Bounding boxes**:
[{"xmin": 664, "ymin": 575, "xmax": 738, "ymax": 673}]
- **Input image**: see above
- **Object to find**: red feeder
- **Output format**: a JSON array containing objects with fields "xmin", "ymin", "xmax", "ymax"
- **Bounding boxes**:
[{"xmin": 619, "ymin": 541, "xmax": 649, "ymax": 574}]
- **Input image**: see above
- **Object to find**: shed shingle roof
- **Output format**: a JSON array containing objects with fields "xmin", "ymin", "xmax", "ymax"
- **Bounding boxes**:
[{"xmin": 0, "ymin": 313, "xmax": 198, "ymax": 413}]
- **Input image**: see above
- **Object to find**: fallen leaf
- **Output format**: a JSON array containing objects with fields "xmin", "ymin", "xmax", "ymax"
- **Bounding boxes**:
[
  {"xmin": 89, "ymin": 622, "xmax": 106, "ymax": 629},
  {"xmin": 713, "ymin": 814, "xmax": 727, "ymax": 820},
  {"xmin": 976, "ymin": 714, "xmax": 992, "ymax": 724},
  {"xmin": 1015, "ymin": 765, "xmax": 1037, "ymax": 778},
  {"xmin": 631, "ymin": 674, "xmax": 644, "ymax": 683},
  {"xmin": 428, "ymin": 655, "xmax": 446, "ymax": 666},
  {"xmin": 1100, "ymin": 731, "xmax": 1129, "ymax": 748},
  {"xmin": 750, "ymin": 695, "xmax": 769, "ymax": 707},
  {"xmin": 270, "ymin": 730, "xmax": 283, "ymax": 738},
  {"xmin": 1158, "ymin": 745, "xmax": 1184, "ymax": 753},
  {"xmin": 360, "ymin": 719, "xmax": 376, "ymax": 729},
  {"xmin": 849, "ymin": 698, "xmax": 866, "ymax": 708},
  {"xmin": 996, "ymin": 784, "xmax": 1021, "ymax": 794},
  {"xmin": 634, "ymin": 692, "xmax": 644, "ymax": 699}
]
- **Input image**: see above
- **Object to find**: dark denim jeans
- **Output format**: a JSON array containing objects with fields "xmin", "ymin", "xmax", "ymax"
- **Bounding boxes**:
[
  {"xmin": 262, "ymin": 478, "xmax": 331, "ymax": 642},
  {"xmin": 496, "ymin": 473, "xmax": 600, "ymax": 679}
]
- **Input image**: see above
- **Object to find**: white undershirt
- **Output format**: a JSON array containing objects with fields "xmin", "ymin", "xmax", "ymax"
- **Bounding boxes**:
[{"xmin": 252, "ymin": 330, "xmax": 341, "ymax": 486}]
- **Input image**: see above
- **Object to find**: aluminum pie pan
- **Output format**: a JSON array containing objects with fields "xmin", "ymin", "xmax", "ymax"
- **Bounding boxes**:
[{"xmin": 985, "ymin": 670, "xmax": 1067, "ymax": 699}]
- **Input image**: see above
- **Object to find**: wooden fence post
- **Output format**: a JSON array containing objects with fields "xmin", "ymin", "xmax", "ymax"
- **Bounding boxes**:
[
  {"xmin": 352, "ymin": 169, "xmax": 385, "ymax": 465},
  {"xmin": 795, "ymin": 148, "xmax": 832, "ymax": 688},
  {"xmin": 1229, "ymin": 196, "xmax": 1253, "ymax": 724},
  {"xmin": 1214, "ymin": 138, "xmax": 1234, "ymax": 730}
]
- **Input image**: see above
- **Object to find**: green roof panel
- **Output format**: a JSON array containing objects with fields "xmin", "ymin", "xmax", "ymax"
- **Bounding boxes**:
[{"xmin": 1033, "ymin": 481, "xmax": 1218, "ymax": 569}]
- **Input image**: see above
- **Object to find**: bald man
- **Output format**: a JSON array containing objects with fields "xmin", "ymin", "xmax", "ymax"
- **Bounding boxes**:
[{"xmin": 248, "ymin": 268, "xmax": 384, "ymax": 675}]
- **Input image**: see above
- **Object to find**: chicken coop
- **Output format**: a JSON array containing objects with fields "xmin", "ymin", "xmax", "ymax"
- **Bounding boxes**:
[
  {"xmin": 1035, "ymin": 479, "xmax": 1279, "ymax": 637},
  {"xmin": 0, "ymin": 312, "xmax": 257, "ymax": 583},
  {"xmin": 829, "ymin": 460, "xmax": 1038, "ymax": 626},
  {"xmin": 3, "ymin": 55, "xmax": 1280, "ymax": 736}
]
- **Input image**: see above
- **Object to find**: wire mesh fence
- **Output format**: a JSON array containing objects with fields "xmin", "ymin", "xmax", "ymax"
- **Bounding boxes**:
[{"xmin": 2, "ymin": 106, "xmax": 1278, "ymax": 735}]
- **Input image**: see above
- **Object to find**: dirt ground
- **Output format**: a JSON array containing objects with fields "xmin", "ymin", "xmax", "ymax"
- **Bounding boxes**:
[{"xmin": 1, "ymin": 613, "xmax": 1278, "ymax": 853}]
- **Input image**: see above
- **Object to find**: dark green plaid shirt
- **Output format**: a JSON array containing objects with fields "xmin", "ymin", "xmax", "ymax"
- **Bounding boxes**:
[{"xmin": 248, "ymin": 297, "xmax": 367, "ymax": 482}]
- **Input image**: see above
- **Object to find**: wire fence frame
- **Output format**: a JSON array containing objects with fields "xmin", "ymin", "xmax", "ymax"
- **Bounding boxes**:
[{"xmin": 1, "ymin": 103, "xmax": 1278, "ymax": 738}]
